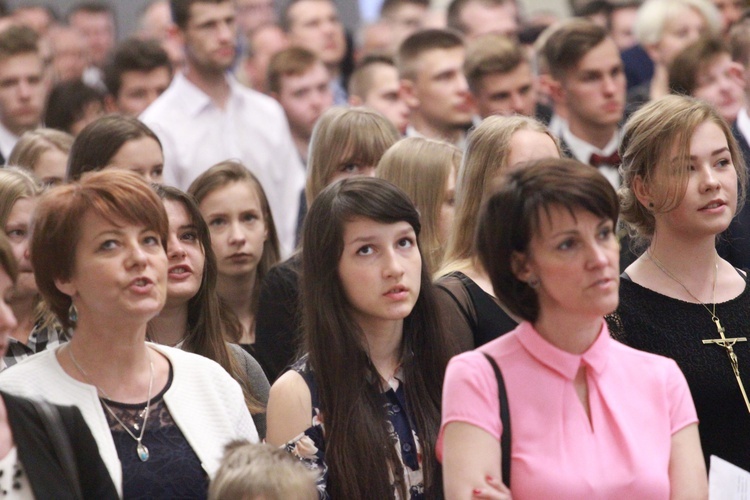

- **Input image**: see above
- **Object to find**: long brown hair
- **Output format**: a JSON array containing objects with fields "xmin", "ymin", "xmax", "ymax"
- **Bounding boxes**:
[
  {"xmin": 152, "ymin": 185, "xmax": 264, "ymax": 414},
  {"xmin": 302, "ymin": 177, "xmax": 453, "ymax": 498}
]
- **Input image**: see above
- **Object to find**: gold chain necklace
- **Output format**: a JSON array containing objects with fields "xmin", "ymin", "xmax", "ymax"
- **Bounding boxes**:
[
  {"xmin": 648, "ymin": 251, "xmax": 750, "ymax": 414},
  {"xmin": 68, "ymin": 345, "xmax": 155, "ymax": 461}
]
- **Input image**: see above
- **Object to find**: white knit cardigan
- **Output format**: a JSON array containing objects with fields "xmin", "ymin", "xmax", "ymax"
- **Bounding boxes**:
[{"xmin": 0, "ymin": 343, "xmax": 258, "ymax": 496}]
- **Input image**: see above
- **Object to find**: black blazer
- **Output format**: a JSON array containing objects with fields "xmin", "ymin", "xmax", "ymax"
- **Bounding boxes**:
[{"xmin": 2, "ymin": 391, "xmax": 118, "ymax": 500}]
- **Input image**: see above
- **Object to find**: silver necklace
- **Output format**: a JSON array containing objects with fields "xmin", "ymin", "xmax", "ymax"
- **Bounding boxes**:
[{"xmin": 68, "ymin": 345, "xmax": 155, "ymax": 462}]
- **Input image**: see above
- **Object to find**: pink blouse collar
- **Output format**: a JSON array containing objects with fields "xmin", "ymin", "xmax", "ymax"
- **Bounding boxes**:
[{"xmin": 515, "ymin": 320, "xmax": 611, "ymax": 380}]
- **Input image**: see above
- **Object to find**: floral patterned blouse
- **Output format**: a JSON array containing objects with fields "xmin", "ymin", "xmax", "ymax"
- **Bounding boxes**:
[{"xmin": 284, "ymin": 358, "xmax": 425, "ymax": 499}]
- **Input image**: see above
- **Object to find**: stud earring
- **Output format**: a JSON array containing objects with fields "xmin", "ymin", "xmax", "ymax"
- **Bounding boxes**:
[{"xmin": 528, "ymin": 276, "xmax": 540, "ymax": 289}]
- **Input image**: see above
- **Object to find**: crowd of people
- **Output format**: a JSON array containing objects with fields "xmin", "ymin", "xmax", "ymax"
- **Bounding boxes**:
[{"xmin": 0, "ymin": 0, "xmax": 747, "ymax": 498}]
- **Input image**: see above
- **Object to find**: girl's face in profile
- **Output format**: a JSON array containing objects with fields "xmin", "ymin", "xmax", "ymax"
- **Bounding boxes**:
[
  {"xmin": 438, "ymin": 167, "xmax": 457, "ymax": 245},
  {"xmin": 338, "ymin": 217, "xmax": 422, "ymax": 333},
  {"xmin": 199, "ymin": 180, "xmax": 268, "ymax": 280},
  {"xmin": 163, "ymin": 199, "xmax": 205, "ymax": 308}
]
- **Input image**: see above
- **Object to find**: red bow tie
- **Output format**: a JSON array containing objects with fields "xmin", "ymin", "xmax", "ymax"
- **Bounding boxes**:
[{"xmin": 589, "ymin": 151, "xmax": 621, "ymax": 167}]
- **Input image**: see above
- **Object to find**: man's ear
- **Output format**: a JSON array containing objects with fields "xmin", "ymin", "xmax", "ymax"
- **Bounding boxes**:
[
  {"xmin": 399, "ymin": 79, "xmax": 419, "ymax": 109},
  {"xmin": 103, "ymin": 94, "xmax": 119, "ymax": 113},
  {"xmin": 510, "ymin": 251, "xmax": 532, "ymax": 283},
  {"xmin": 546, "ymin": 76, "xmax": 565, "ymax": 107}
]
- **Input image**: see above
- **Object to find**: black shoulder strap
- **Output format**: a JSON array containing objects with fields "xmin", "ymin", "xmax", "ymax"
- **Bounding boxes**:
[
  {"xmin": 32, "ymin": 400, "xmax": 83, "ymax": 500},
  {"xmin": 482, "ymin": 353, "xmax": 511, "ymax": 488}
]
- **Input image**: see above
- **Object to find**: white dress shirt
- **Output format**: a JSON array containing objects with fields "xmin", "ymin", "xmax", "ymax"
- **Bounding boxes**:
[
  {"xmin": 0, "ymin": 121, "xmax": 19, "ymax": 163},
  {"xmin": 141, "ymin": 73, "xmax": 305, "ymax": 257}
]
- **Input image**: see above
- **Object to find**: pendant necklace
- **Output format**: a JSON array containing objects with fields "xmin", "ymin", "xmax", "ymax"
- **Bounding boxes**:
[
  {"xmin": 69, "ymin": 345, "xmax": 155, "ymax": 461},
  {"xmin": 648, "ymin": 251, "xmax": 750, "ymax": 414}
]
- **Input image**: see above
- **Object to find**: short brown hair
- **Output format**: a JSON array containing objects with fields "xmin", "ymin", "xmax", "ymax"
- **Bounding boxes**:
[
  {"xmin": 446, "ymin": 0, "xmax": 512, "ymax": 34},
  {"xmin": 730, "ymin": 19, "xmax": 750, "ymax": 67},
  {"xmin": 170, "ymin": 0, "xmax": 228, "ymax": 30},
  {"xmin": 31, "ymin": 170, "xmax": 168, "ymax": 329},
  {"xmin": 464, "ymin": 34, "xmax": 525, "ymax": 93},
  {"xmin": 541, "ymin": 18, "xmax": 608, "ymax": 80},
  {"xmin": 396, "ymin": 28, "xmax": 464, "ymax": 80},
  {"xmin": 476, "ymin": 158, "xmax": 619, "ymax": 322},
  {"xmin": 103, "ymin": 37, "xmax": 172, "ymax": 98},
  {"xmin": 348, "ymin": 54, "xmax": 395, "ymax": 99},
  {"xmin": 0, "ymin": 25, "xmax": 39, "ymax": 61},
  {"xmin": 619, "ymin": 94, "xmax": 747, "ymax": 245},
  {"xmin": 266, "ymin": 46, "xmax": 321, "ymax": 94},
  {"xmin": 669, "ymin": 36, "xmax": 728, "ymax": 96}
]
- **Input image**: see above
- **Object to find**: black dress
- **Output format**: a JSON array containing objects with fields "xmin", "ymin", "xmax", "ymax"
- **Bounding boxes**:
[
  {"xmin": 254, "ymin": 254, "xmax": 302, "ymax": 382},
  {"xmin": 435, "ymin": 271, "xmax": 517, "ymax": 350},
  {"xmin": 608, "ymin": 275, "xmax": 750, "ymax": 471}
]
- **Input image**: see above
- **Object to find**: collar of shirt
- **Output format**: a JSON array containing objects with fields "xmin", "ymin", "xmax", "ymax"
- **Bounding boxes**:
[
  {"xmin": 562, "ymin": 124, "xmax": 620, "ymax": 165},
  {"xmin": 0, "ymin": 121, "xmax": 19, "ymax": 161},
  {"xmin": 515, "ymin": 320, "xmax": 611, "ymax": 380},
  {"xmin": 405, "ymin": 125, "xmax": 467, "ymax": 150},
  {"xmin": 172, "ymin": 72, "xmax": 245, "ymax": 117},
  {"xmin": 737, "ymin": 107, "xmax": 750, "ymax": 145}
]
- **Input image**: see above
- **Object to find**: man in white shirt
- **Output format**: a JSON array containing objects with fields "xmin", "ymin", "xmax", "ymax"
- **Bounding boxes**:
[
  {"xmin": 0, "ymin": 25, "xmax": 47, "ymax": 164},
  {"xmin": 141, "ymin": 0, "xmax": 305, "ymax": 257},
  {"xmin": 542, "ymin": 19, "xmax": 626, "ymax": 188}
]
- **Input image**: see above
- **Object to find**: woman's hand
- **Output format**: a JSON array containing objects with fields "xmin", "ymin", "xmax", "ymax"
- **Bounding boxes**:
[{"xmin": 471, "ymin": 475, "xmax": 511, "ymax": 499}]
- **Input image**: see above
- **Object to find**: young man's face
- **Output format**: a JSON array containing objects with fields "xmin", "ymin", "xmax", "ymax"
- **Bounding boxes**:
[
  {"xmin": 286, "ymin": 0, "xmax": 346, "ymax": 68},
  {"xmin": 693, "ymin": 53, "xmax": 746, "ymax": 124},
  {"xmin": 359, "ymin": 63, "xmax": 409, "ymax": 134},
  {"xmin": 473, "ymin": 61, "xmax": 537, "ymax": 118},
  {"xmin": 112, "ymin": 66, "xmax": 172, "ymax": 116},
  {"xmin": 69, "ymin": 10, "xmax": 115, "ymax": 67},
  {"xmin": 275, "ymin": 62, "xmax": 333, "ymax": 140},
  {"xmin": 0, "ymin": 52, "xmax": 46, "ymax": 136},
  {"xmin": 557, "ymin": 38, "xmax": 625, "ymax": 131},
  {"xmin": 405, "ymin": 47, "xmax": 473, "ymax": 131},
  {"xmin": 182, "ymin": 1, "xmax": 237, "ymax": 74}
]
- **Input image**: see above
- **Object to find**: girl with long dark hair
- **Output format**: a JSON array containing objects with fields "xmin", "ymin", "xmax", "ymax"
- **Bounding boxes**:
[{"xmin": 266, "ymin": 177, "xmax": 455, "ymax": 498}]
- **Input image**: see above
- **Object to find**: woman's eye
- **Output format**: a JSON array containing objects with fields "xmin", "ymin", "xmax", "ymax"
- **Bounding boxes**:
[
  {"xmin": 717, "ymin": 158, "xmax": 732, "ymax": 168},
  {"xmin": 181, "ymin": 231, "xmax": 198, "ymax": 242},
  {"xmin": 143, "ymin": 235, "xmax": 160, "ymax": 246},
  {"xmin": 557, "ymin": 239, "xmax": 575, "ymax": 251},
  {"xmin": 357, "ymin": 245, "xmax": 373, "ymax": 256},
  {"xmin": 5, "ymin": 229, "xmax": 25, "ymax": 239},
  {"xmin": 341, "ymin": 163, "xmax": 359, "ymax": 173},
  {"xmin": 100, "ymin": 239, "xmax": 118, "ymax": 251},
  {"xmin": 598, "ymin": 227, "xmax": 613, "ymax": 240},
  {"xmin": 397, "ymin": 237, "xmax": 414, "ymax": 248},
  {"xmin": 242, "ymin": 213, "xmax": 258, "ymax": 223},
  {"xmin": 209, "ymin": 217, "xmax": 226, "ymax": 227}
]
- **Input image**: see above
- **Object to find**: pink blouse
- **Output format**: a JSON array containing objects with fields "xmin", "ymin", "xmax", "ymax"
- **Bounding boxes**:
[{"xmin": 438, "ymin": 321, "xmax": 697, "ymax": 499}]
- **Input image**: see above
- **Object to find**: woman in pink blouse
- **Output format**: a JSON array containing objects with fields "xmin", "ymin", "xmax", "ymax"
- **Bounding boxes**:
[{"xmin": 438, "ymin": 159, "xmax": 707, "ymax": 499}]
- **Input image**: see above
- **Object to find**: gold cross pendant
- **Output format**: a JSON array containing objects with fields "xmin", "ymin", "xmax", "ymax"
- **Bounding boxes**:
[{"xmin": 702, "ymin": 317, "xmax": 750, "ymax": 414}]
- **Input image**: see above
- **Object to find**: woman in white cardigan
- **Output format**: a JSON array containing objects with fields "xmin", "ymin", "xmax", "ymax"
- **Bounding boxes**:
[{"xmin": 0, "ymin": 170, "xmax": 256, "ymax": 498}]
